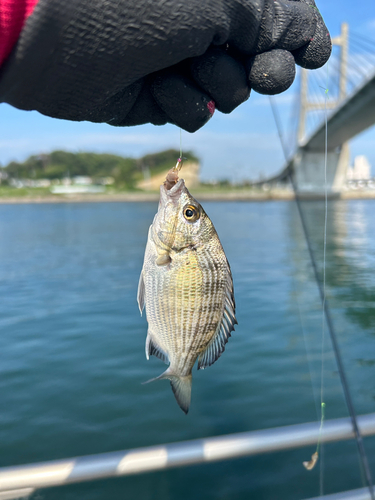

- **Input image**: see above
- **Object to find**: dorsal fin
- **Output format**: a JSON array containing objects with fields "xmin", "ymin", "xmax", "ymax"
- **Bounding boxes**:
[
  {"xmin": 145, "ymin": 333, "xmax": 169, "ymax": 364},
  {"xmin": 198, "ymin": 261, "xmax": 237, "ymax": 370}
]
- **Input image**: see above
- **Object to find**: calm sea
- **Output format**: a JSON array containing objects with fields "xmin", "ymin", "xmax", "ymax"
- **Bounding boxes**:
[{"xmin": 0, "ymin": 199, "xmax": 374, "ymax": 500}]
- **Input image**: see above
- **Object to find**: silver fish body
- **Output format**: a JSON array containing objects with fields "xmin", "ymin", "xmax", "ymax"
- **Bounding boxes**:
[{"xmin": 138, "ymin": 178, "xmax": 236, "ymax": 413}]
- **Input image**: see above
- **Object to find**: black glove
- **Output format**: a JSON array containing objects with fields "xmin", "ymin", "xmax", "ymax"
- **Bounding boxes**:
[{"xmin": 0, "ymin": 0, "xmax": 331, "ymax": 133}]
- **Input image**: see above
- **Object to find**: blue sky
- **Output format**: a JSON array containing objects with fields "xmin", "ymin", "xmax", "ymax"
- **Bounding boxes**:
[{"xmin": 0, "ymin": 0, "xmax": 374, "ymax": 182}]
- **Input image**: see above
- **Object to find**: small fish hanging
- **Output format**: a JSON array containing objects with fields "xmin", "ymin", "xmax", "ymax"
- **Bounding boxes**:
[{"xmin": 137, "ymin": 158, "xmax": 237, "ymax": 413}]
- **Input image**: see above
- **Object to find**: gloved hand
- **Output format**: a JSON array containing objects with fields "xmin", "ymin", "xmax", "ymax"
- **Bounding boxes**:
[{"xmin": 0, "ymin": 0, "xmax": 331, "ymax": 132}]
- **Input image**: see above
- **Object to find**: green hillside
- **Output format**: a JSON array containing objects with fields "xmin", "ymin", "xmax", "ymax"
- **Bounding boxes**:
[{"xmin": 1, "ymin": 149, "xmax": 198, "ymax": 189}]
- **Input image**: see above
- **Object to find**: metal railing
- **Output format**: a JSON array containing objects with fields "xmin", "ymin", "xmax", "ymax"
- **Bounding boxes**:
[
  {"xmin": 305, "ymin": 487, "xmax": 373, "ymax": 500},
  {"xmin": 0, "ymin": 413, "xmax": 374, "ymax": 500}
]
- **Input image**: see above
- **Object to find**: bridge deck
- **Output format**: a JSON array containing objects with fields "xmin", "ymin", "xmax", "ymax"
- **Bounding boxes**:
[
  {"xmin": 266, "ymin": 70, "xmax": 375, "ymax": 184},
  {"xmin": 305, "ymin": 71, "xmax": 375, "ymax": 152}
]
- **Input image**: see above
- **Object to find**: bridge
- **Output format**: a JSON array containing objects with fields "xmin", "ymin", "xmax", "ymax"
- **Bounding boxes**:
[{"xmin": 267, "ymin": 23, "xmax": 375, "ymax": 196}]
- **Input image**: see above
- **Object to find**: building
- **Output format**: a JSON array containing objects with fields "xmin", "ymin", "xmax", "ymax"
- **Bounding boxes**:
[{"xmin": 347, "ymin": 155, "xmax": 371, "ymax": 181}]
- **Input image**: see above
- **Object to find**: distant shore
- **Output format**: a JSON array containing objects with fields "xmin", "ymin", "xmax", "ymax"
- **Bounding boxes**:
[
  {"xmin": 0, "ymin": 189, "xmax": 375, "ymax": 204},
  {"xmin": 0, "ymin": 189, "xmax": 294, "ymax": 204}
]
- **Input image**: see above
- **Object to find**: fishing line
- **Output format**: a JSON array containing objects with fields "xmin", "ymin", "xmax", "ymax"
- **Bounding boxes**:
[
  {"xmin": 176, "ymin": 128, "xmax": 187, "ymax": 170},
  {"xmin": 270, "ymin": 96, "xmax": 321, "ymax": 421},
  {"xmin": 318, "ymin": 70, "xmax": 329, "ymax": 495},
  {"xmin": 287, "ymin": 86, "xmax": 300, "ymax": 157},
  {"xmin": 290, "ymin": 258, "xmax": 321, "ymax": 422},
  {"xmin": 269, "ymin": 97, "xmax": 288, "ymax": 161},
  {"xmin": 290, "ymin": 172, "xmax": 375, "ymax": 500},
  {"xmin": 269, "ymin": 65, "xmax": 375, "ymax": 498},
  {"xmin": 269, "ymin": 93, "xmax": 322, "ymax": 460}
]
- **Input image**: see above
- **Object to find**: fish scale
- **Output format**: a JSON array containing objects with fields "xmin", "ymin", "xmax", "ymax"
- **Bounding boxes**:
[{"xmin": 138, "ymin": 177, "xmax": 237, "ymax": 413}]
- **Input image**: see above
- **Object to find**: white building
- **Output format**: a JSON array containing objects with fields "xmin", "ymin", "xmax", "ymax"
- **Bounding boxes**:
[{"xmin": 347, "ymin": 155, "xmax": 371, "ymax": 181}]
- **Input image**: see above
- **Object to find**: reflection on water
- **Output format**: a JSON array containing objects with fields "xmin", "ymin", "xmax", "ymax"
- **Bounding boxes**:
[
  {"xmin": 294, "ymin": 201, "xmax": 375, "ymax": 334},
  {"xmin": 0, "ymin": 200, "xmax": 374, "ymax": 500},
  {"xmin": 289, "ymin": 199, "xmax": 375, "ymax": 414}
]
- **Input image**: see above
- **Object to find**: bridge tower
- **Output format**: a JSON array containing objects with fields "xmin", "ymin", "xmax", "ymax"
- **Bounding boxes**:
[
  {"xmin": 298, "ymin": 22, "xmax": 348, "ymax": 143},
  {"xmin": 294, "ymin": 23, "xmax": 350, "ymax": 195}
]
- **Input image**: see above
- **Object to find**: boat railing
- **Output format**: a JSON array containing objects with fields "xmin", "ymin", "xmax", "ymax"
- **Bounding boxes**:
[{"xmin": 0, "ymin": 413, "xmax": 374, "ymax": 500}]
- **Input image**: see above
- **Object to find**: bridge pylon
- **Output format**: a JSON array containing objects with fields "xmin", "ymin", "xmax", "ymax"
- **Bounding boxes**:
[{"xmin": 294, "ymin": 22, "xmax": 349, "ymax": 196}]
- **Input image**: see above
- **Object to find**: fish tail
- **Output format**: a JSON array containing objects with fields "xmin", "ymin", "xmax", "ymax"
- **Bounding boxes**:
[
  {"xmin": 169, "ymin": 374, "xmax": 192, "ymax": 415},
  {"xmin": 143, "ymin": 368, "xmax": 192, "ymax": 414}
]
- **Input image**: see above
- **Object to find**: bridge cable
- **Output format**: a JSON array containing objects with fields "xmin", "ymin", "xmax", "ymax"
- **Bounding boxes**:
[
  {"xmin": 312, "ymin": 54, "xmax": 363, "ymax": 93},
  {"xmin": 346, "ymin": 53, "xmax": 372, "ymax": 81},
  {"xmin": 269, "ymin": 95, "xmax": 375, "ymax": 500},
  {"xmin": 350, "ymin": 31, "xmax": 375, "ymax": 49},
  {"xmin": 349, "ymin": 40, "xmax": 375, "ymax": 63},
  {"xmin": 348, "ymin": 41, "xmax": 375, "ymax": 76}
]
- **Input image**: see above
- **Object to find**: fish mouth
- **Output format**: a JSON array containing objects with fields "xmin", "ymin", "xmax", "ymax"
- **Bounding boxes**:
[
  {"xmin": 165, "ymin": 178, "xmax": 185, "ymax": 195},
  {"xmin": 160, "ymin": 178, "xmax": 186, "ymax": 203}
]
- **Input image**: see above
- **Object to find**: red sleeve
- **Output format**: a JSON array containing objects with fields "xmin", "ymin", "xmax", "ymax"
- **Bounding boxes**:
[{"xmin": 0, "ymin": 0, "xmax": 39, "ymax": 67}]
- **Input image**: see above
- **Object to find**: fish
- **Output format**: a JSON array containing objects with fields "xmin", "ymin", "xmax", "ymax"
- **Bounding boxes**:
[{"xmin": 137, "ymin": 171, "xmax": 237, "ymax": 414}]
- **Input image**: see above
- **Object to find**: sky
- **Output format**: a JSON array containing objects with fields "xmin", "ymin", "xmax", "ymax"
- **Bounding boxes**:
[{"xmin": 0, "ymin": 0, "xmax": 374, "ymax": 182}]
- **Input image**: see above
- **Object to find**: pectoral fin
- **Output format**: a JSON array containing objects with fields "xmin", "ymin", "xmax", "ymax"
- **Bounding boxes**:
[
  {"xmin": 156, "ymin": 252, "xmax": 171, "ymax": 266},
  {"xmin": 137, "ymin": 270, "xmax": 145, "ymax": 314}
]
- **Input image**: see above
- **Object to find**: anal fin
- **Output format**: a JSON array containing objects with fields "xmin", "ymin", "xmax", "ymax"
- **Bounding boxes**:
[{"xmin": 145, "ymin": 333, "xmax": 169, "ymax": 364}]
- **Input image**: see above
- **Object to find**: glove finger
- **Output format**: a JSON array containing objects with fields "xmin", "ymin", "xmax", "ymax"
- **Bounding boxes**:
[
  {"xmin": 151, "ymin": 70, "xmax": 215, "ymax": 133},
  {"xmin": 252, "ymin": 0, "xmax": 317, "ymax": 53},
  {"xmin": 191, "ymin": 47, "xmax": 250, "ymax": 114},
  {"xmin": 228, "ymin": 0, "xmax": 316, "ymax": 54},
  {"xmin": 111, "ymin": 80, "xmax": 169, "ymax": 127},
  {"xmin": 247, "ymin": 49, "xmax": 296, "ymax": 95},
  {"xmin": 292, "ymin": 1, "xmax": 332, "ymax": 69},
  {"xmin": 57, "ymin": 80, "xmax": 143, "ymax": 124}
]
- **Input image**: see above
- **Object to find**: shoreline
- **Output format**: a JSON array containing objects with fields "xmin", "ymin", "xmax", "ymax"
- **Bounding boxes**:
[
  {"xmin": 0, "ymin": 191, "xmax": 294, "ymax": 204},
  {"xmin": 0, "ymin": 190, "xmax": 374, "ymax": 204}
]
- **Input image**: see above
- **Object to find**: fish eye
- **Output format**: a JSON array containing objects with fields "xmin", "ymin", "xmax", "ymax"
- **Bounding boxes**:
[{"xmin": 183, "ymin": 204, "xmax": 200, "ymax": 222}]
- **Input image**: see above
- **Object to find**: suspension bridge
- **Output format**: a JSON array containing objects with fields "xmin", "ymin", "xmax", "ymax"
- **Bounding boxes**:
[{"xmin": 268, "ymin": 23, "xmax": 375, "ymax": 196}]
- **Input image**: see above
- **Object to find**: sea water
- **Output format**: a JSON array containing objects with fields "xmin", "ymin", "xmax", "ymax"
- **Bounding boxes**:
[{"xmin": 0, "ymin": 199, "xmax": 374, "ymax": 500}]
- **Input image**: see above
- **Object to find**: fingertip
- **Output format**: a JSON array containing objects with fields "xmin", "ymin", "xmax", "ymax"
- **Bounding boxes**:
[
  {"xmin": 114, "ymin": 81, "xmax": 168, "ymax": 127},
  {"xmin": 191, "ymin": 48, "xmax": 250, "ymax": 114},
  {"xmin": 291, "ymin": 0, "xmax": 332, "ymax": 69},
  {"xmin": 293, "ymin": 22, "xmax": 332, "ymax": 69},
  {"xmin": 259, "ymin": 0, "xmax": 317, "ymax": 53},
  {"xmin": 247, "ymin": 49, "xmax": 296, "ymax": 95},
  {"xmin": 151, "ymin": 71, "xmax": 214, "ymax": 132}
]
